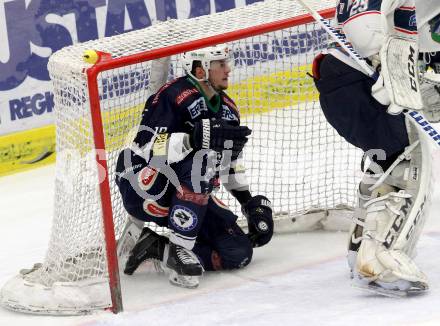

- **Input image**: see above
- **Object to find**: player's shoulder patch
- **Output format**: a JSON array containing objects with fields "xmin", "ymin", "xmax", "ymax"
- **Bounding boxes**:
[{"xmin": 175, "ymin": 87, "xmax": 199, "ymax": 105}]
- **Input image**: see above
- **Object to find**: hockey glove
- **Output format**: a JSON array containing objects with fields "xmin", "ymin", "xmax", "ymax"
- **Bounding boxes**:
[
  {"xmin": 191, "ymin": 118, "xmax": 251, "ymax": 159},
  {"xmin": 242, "ymin": 195, "xmax": 273, "ymax": 248}
]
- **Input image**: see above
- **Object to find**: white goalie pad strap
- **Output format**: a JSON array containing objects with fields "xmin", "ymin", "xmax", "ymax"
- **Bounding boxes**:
[
  {"xmin": 380, "ymin": 36, "xmax": 424, "ymax": 111},
  {"xmin": 355, "ymin": 121, "xmax": 432, "ymax": 283},
  {"xmin": 422, "ymin": 69, "xmax": 440, "ymax": 86},
  {"xmin": 420, "ymin": 78, "xmax": 440, "ymax": 122},
  {"xmin": 393, "ymin": 122, "xmax": 432, "ymax": 255},
  {"xmin": 366, "ymin": 121, "xmax": 432, "ymax": 256},
  {"xmin": 368, "ymin": 138, "xmax": 430, "ymax": 257}
]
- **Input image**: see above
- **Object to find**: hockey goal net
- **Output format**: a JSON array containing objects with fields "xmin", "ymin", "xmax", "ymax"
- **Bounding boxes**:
[{"xmin": 0, "ymin": 0, "xmax": 361, "ymax": 315}]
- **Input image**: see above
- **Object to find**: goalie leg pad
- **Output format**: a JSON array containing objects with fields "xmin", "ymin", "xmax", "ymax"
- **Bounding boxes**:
[{"xmin": 352, "ymin": 121, "xmax": 432, "ymax": 294}]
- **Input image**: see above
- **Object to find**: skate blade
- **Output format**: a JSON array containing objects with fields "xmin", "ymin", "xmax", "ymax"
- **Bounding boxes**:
[
  {"xmin": 352, "ymin": 279, "xmax": 428, "ymax": 298},
  {"xmin": 169, "ymin": 270, "xmax": 200, "ymax": 289}
]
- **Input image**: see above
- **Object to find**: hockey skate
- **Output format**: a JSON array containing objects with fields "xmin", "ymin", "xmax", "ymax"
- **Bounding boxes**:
[
  {"xmin": 348, "ymin": 131, "xmax": 432, "ymax": 297},
  {"xmin": 165, "ymin": 242, "xmax": 203, "ymax": 289},
  {"xmin": 124, "ymin": 227, "xmax": 168, "ymax": 275}
]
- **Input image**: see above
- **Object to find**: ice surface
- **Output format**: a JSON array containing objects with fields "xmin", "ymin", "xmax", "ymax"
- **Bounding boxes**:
[{"xmin": 1, "ymin": 157, "xmax": 440, "ymax": 325}]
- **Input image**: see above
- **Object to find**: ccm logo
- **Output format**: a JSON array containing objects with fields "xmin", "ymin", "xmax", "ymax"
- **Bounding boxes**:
[{"xmin": 408, "ymin": 45, "xmax": 418, "ymax": 92}]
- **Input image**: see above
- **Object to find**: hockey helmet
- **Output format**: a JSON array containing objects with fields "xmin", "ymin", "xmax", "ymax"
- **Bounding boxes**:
[{"xmin": 181, "ymin": 44, "xmax": 231, "ymax": 81}]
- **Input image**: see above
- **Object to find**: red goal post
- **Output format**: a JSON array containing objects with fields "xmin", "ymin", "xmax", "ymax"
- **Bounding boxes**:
[{"xmin": 1, "ymin": 0, "xmax": 361, "ymax": 315}]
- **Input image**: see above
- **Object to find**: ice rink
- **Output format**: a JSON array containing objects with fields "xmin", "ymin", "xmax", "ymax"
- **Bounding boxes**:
[{"xmin": 0, "ymin": 158, "xmax": 440, "ymax": 326}]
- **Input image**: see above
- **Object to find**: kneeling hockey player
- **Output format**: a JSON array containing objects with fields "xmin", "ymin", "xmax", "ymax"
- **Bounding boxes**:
[{"xmin": 116, "ymin": 44, "xmax": 274, "ymax": 288}]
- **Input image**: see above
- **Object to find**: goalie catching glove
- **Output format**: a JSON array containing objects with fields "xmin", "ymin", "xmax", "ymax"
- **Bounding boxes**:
[
  {"xmin": 191, "ymin": 118, "xmax": 251, "ymax": 160},
  {"xmin": 242, "ymin": 195, "xmax": 274, "ymax": 247}
]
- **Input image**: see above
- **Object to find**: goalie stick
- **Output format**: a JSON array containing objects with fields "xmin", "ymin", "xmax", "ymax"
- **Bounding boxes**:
[{"xmin": 297, "ymin": 0, "xmax": 440, "ymax": 148}]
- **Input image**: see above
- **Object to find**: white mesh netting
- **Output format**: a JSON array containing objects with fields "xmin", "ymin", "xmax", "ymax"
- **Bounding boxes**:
[{"xmin": 1, "ymin": 0, "xmax": 362, "ymax": 314}]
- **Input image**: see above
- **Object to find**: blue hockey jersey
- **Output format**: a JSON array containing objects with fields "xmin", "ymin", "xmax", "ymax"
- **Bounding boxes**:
[{"xmin": 133, "ymin": 75, "xmax": 241, "ymax": 149}]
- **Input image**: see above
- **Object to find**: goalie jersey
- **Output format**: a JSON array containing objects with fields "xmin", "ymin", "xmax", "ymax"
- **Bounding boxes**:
[{"xmin": 331, "ymin": 0, "xmax": 416, "ymax": 71}]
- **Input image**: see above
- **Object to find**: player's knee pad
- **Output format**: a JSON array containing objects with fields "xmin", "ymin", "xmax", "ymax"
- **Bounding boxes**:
[
  {"xmin": 352, "ymin": 121, "xmax": 432, "ymax": 285},
  {"xmin": 118, "ymin": 164, "xmax": 172, "ymax": 224}
]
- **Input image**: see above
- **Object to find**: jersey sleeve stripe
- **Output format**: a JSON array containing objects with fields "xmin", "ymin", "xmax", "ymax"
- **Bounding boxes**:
[
  {"xmin": 394, "ymin": 27, "xmax": 418, "ymax": 35},
  {"xmin": 399, "ymin": 6, "xmax": 416, "ymax": 11}
]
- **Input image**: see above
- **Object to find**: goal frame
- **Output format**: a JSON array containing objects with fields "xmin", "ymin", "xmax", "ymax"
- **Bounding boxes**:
[{"xmin": 81, "ymin": 7, "xmax": 335, "ymax": 314}]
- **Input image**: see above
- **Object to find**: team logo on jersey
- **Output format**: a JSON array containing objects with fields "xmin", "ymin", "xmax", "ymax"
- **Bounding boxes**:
[
  {"xmin": 170, "ymin": 205, "xmax": 198, "ymax": 231},
  {"xmin": 221, "ymin": 105, "xmax": 239, "ymax": 121},
  {"xmin": 138, "ymin": 166, "xmax": 158, "ymax": 191},
  {"xmin": 143, "ymin": 199, "xmax": 169, "ymax": 217},
  {"xmin": 409, "ymin": 14, "xmax": 417, "ymax": 27},
  {"xmin": 187, "ymin": 98, "xmax": 207, "ymax": 119}
]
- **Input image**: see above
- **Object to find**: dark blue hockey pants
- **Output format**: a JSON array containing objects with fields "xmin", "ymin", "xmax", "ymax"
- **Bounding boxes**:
[
  {"xmin": 314, "ymin": 54, "xmax": 409, "ymax": 169},
  {"xmin": 116, "ymin": 153, "xmax": 253, "ymax": 271}
]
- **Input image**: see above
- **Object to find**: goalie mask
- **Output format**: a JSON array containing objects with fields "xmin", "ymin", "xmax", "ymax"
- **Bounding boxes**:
[{"xmin": 181, "ymin": 44, "xmax": 231, "ymax": 82}]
